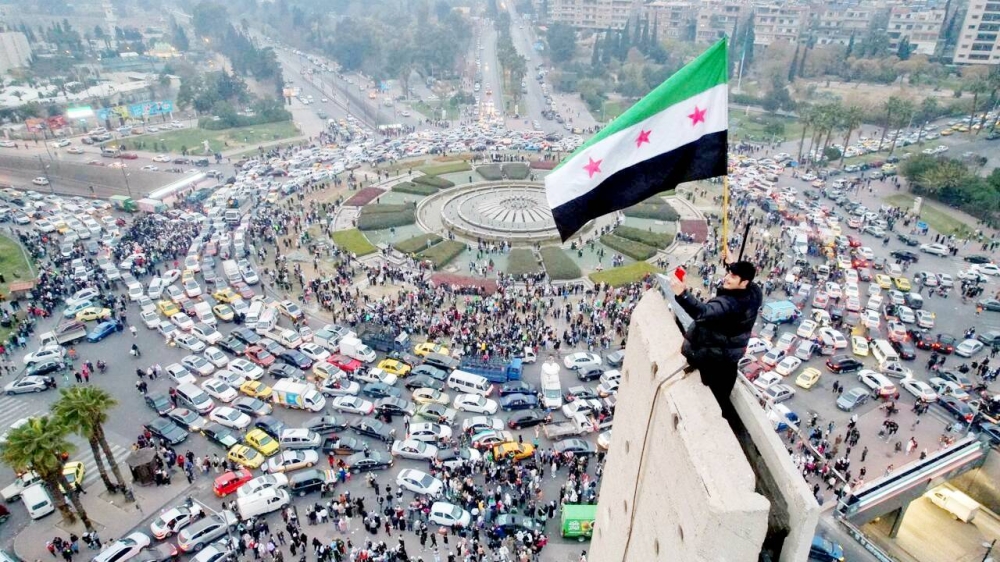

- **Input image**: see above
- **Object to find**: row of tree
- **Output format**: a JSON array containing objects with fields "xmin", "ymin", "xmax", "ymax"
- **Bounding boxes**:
[
  {"xmin": 191, "ymin": 2, "xmax": 285, "ymax": 96},
  {"xmin": 901, "ymin": 155, "xmax": 1000, "ymax": 228}
]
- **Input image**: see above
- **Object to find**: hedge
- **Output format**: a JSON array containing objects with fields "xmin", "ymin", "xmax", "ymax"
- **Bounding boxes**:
[
  {"xmin": 506, "ymin": 249, "xmax": 541, "ymax": 276},
  {"xmin": 530, "ymin": 159, "xmax": 557, "ymax": 170},
  {"xmin": 361, "ymin": 203, "xmax": 415, "ymax": 215},
  {"xmin": 419, "ymin": 161, "xmax": 471, "ymax": 175},
  {"xmin": 623, "ymin": 200, "xmax": 680, "ymax": 221},
  {"xmin": 393, "ymin": 234, "xmax": 443, "ymax": 254},
  {"xmin": 331, "ymin": 229, "xmax": 377, "ymax": 256},
  {"xmin": 417, "ymin": 240, "xmax": 467, "ymax": 269},
  {"xmin": 613, "ymin": 225, "xmax": 673, "ymax": 249},
  {"xmin": 589, "ymin": 262, "xmax": 662, "ymax": 287},
  {"xmin": 477, "ymin": 164, "xmax": 503, "ymax": 181},
  {"xmin": 600, "ymin": 234, "xmax": 657, "ymax": 261},
  {"xmin": 357, "ymin": 206, "xmax": 416, "ymax": 230},
  {"xmin": 502, "ymin": 163, "xmax": 530, "ymax": 180},
  {"xmin": 393, "ymin": 182, "xmax": 438, "ymax": 196},
  {"xmin": 540, "ymin": 246, "xmax": 581, "ymax": 280},
  {"xmin": 343, "ymin": 187, "xmax": 385, "ymax": 206},
  {"xmin": 412, "ymin": 175, "xmax": 455, "ymax": 189}
]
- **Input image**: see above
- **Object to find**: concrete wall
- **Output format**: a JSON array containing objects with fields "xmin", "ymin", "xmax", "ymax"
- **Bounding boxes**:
[
  {"xmin": 588, "ymin": 290, "xmax": 771, "ymax": 561},
  {"xmin": 950, "ymin": 447, "xmax": 1000, "ymax": 514}
]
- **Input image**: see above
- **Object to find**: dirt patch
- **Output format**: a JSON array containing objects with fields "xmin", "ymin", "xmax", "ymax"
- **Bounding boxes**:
[
  {"xmin": 799, "ymin": 79, "xmax": 966, "ymax": 103},
  {"xmin": 429, "ymin": 273, "xmax": 499, "ymax": 294}
]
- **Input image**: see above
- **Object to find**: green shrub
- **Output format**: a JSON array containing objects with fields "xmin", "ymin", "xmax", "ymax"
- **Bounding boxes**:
[
  {"xmin": 600, "ymin": 234, "xmax": 657, "ymax": 260},
  {"xmin": 393, "ymin": 182, "xmax": 438, "ymax": 196},
  {"xmin": 613, "ymin": 225, "xmax": 673, "ymax": 249},
  {"xmin": 357, "ymin": 209, "xmax": 416, "ymax": 230},
  {"xmin": 477, "ymin": 164, "xmax": 503, "ymax": 181},
  {"xmin": 589, "ymin": 262, "xmax": 662, "ymax": 287},
  {"xmin": 331, "ymin": 229, "xmax": 377, "ymax": 256},
  {"xmin": 412, "ymin": 175, "xmax": 455, "ymax": 189},
  {"xmin": 623, "ymin": 200, "xmax": 680, "ymax": 221},
  {"xmin": 419, "ymin": 161, "xmax": 471, "ymax": 175},
  {"xmin": 502, "ymin": 163, "xmax": 530, "ymax": 180},
  {"xmin": 416, "ymin": 240, "xmax": 467, "ymax": 269},
  {"xmin": 506, "ymin": 249, "xmax": 541, "ymax": 276},
  {"xmin": 393, "ymin": 234, "xmax": 443, "ymax": 254},
  {"xmin": 540, "ymin": 247, "xmax": 582, "ymax": 280},
  {"xmin": 361, "ymin": 203, "xmax": 415, "ymax": 215}
]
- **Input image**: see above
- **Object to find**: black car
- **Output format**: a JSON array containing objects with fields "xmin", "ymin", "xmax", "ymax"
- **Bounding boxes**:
[
  {"xmin": 507, "ymin": 410, "xmax": 552, "ymax": 429},
  {"xmin": 825, "ymin": 355, "xmax": 863, "ymax": 374},
  {"xmin": 231, "ymin": 397, "xmax": 271, "ymax": 417},
  {"xmin": 500, "ymin": 393, "xmax": 539, "ymax": 411},
  {"xmin": 404, "ymin": 375, "xmax": 445, "ymax": 391},
  {"xmin": 278, "ymin": 350, "xmax": 313, "ymax": 370},
  {"xmin": 937, "ymin": 395, "xmax": 976, "ymax": 424},
  {"xmin": 144, "ymin": 418, "xmax": 188, "ymax": 445},
  {"xmin": 964, "ymin": 254, "xmax": 992, "ymax": 264},
  {"xmin": 977, "ymin": 330, "xmax": 1000, "ymax": 347},
  {"xmin": 553, "ymin": 439, "xmax": 597, "ymax": 456},
  {"xmin": 896, "ymin": 233, "xmax": 920, "ymax": 247},
  {"xmin": 217, "ymin": 336, "xmax": 247, "ymax": 356},
  {"xmin": 492, "ymin": 513, "xmax": 544, "ymax": 535},
  {"xmin": 891, "ymin": 339, "xmax": 917, "ymax": 360},
  {"xmin": 933, "ymin": 334, "xmax": 957, "ymax": 354},
  {"xmin": 24, "ymin": 359, "xmax": 68, "ymax": 378},
  {"xmin": 374, "ymin": 397, "xmax": 414, "ymax": 417},
  {"xmin": 322, "ymin": 436, "xmax": 368, "ymax": 455},
  {"xmin": 201, "ymin": 423, "xmax": 239, "ymax": 449},
  {"xmin": 410, "ymin": 365, "xmax": 449, "ymax": 382},
  {"xmin": 576, "ymin": 367, "xmax": 603, "ymax": 382},
  {"xmin": 889, "ymin": 250, "xmax": 919, "ymax": 263},
  {"xmin": 345, "ymin": 451, "xmax": 393, "ymax": 473},
  {"xmin": 268, "ymin": 364, "xmax": 305, "ymax": 380},
  {"xmin": 253, "ymin": 415, "xmax": 287, "ymax": 439},
  {"xmin": 145, "ymin": 393, "xmax": 174, "ymax": 415},
  {"xmin": 231, "ymin": 328, "xmax": 262, "ymax": 346},
  {"xmin": 288, "ymin": 469, "xmax": 336, "ymax": 496},
  {"xmin": 304, "ymin": 415, "xmax": 348, "ymax": 436},
  {"xmin": 499, "ymin": 380, "xmax": 537, "ymax": 396},
  {"xmin": 979, "ymin": 299, "xmax": 1000, "ymax": 312},
  {"xmin": 908, "ymin": 329, "xmax": 933, "ymax": 350},
  {"xmin": 362, "ymin": 382, "xmax": 403, "ymax": 399},
  {"xmin": 351, "ymin": 417, "xmax": 393, "ymax": 443},
  {"xmin": 939, "ymin": 370, "xmax": 973, "ymax": 390},
  {"xmin": 564, "ymin": 386, "xmax": 598, "ymax": 402}
]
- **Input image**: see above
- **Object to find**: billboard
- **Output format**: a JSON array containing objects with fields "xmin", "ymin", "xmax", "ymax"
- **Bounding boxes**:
[
  {"xmin": 66, "ymin": 106, "xmax": 95, "ymax": 119},
  {"xmin": 96, "ymin": 100, "xmax": 174, "ymax": 121}
]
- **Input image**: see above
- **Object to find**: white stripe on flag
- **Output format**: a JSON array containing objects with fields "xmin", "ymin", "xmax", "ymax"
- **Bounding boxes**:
[{"xmin": 546, "ymin": 83, "xmax": 728, "ymax": 210}]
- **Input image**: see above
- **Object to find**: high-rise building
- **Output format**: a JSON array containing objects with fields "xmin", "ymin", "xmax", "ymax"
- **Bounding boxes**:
[
  {"xmin": 886, "ymin": 6, "xmax": 946, "ymax": 56},
  {"xmin": 548, "ymin": 0, "xmax": 641, "ymax": 30},
  {"xmin": 695, "ymin": 0, "xmax": 751, "ymax": 45},
  {"xmin": 808, "ymin": 3, "xmax": 876, "ymax": 47},
  {"xmin": 0, "ymin": 32, "xmax": 32, "ymax": 74},
  {"xmin": 953, "ymin": 1, "xmax": 1000, "ymax": 64},
  {"xmin": 753, "ymin": 3, "xmax": 810, "ymax": 46},
  {"xmin": 644, "ymin": 1, "xmax": 696, "ymax": 42}
]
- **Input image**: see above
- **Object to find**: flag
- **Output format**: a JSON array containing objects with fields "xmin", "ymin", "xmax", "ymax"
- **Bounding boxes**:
[{"xmin": 545, "ymin": 38, "xmax": 728, "ymax": 241}]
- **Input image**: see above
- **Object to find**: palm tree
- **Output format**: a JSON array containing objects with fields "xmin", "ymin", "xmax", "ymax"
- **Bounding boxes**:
[
  {"xmin": 0, "ymin": 416, "xmax": 94, "ymax": 530},
  {"xmin": 797, "ymin": 105, "xmax": 814, "ymax": 162},
  {"xmin": 888, "ymin": 99, "xmax": 915, "ymax": 157},
  {"xmin": 838, "ymin": 104, "xmax": 864, "ymax": 168},
  {"xmin": 966, "ymin": 75, "xmax": 990, "ymax": 134},
  {"xmin": 877, "ymin": 96, "xmax": 903, "ymax": 152},
  {"xmin": 53, "ymin": 386, "xmax": 127, "ymax": 494}
]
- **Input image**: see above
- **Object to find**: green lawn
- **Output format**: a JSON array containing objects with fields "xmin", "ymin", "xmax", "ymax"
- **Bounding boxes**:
[
  {"xmin": 331, "ymin": 229, "xmax": 378, "ymax": 256},
  {"xmin": 411, "ymin": 101, "xmax": 461, "ymax": 121},
  {"xmin": 600, "ymin": 100, "xmax": 628, "ymax": 122},
  {"xmin": 730, "ymin": 112, "xmax": 804, "ymax": 143},
  {"xmin": 883, "ymin": 194, "xmax": 973, "ymax": 237},
  {"xmin": 127, "ymin": 121, "xmax": 301, "ymax": 154},
  {"xmin": 0, "ymin": 235, "xmax": 34, "ymax": 296},
  {"xmin": 419, "ymin": 161, "xmax": 472, "ymax": 176},
  {"xmin": 589, "ymin": 262, "xmax": 662, "ymax": 287}
]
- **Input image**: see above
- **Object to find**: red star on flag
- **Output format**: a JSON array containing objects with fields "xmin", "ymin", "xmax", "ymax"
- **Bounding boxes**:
[
  {"xmin": 688, "ymin": 106, "xmax": 707, "ymax": 126},
  {"xmin": 635, "ymin": 129, "xmax": 651, "ymax": 148},
  {"xmin": 583, "ymin": 157, "xmax": 602, "ymax": 178}
]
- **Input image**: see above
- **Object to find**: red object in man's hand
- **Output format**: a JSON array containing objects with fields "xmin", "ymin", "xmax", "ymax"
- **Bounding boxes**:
[{"xmin": 674, "ymin": 266, "xmax": 686, "ymax": 282}]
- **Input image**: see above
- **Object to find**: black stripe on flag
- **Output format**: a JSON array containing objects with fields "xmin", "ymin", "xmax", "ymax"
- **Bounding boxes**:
[{"xmin": 551, "ymin": 130, "xmax": 727, "ymax": 241}]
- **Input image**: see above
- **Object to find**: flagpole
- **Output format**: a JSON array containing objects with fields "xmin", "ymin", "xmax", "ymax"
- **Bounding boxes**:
[{"xmin": 721, "ymin": 174, "xmax": 730, "ymax": 263}]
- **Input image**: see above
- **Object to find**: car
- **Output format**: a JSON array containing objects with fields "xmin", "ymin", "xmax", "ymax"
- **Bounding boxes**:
[
  {"xmin": 408, "ymin": 422, "xmax": 452, "ymax": 443},
  {"xmin": 276, "ymin": 300, "xmax": 303, "ymax": 320},
  {"xmin": 245, "ymin": 345, "xmax": 276, "ymax": 367},
  {"xmin": 92, "ymin": 532, "xmax": 150, "ymax": 562},
  {"xmin": 915, "ymin": 310, "xmax": 936, "ymax": 329},
  {"xmin": 265, "ymin": 449, "xmax": 320, "ymax": 473},
  {"xmin": 144, "ymin": 418, "xmax": 188, "ymax": 445},
  {"xmin": 774, "ymin": 356, "xmax": 802, "ymax": 377},
  {"xmin": 182, "ymin": 355, "xmax": 215, "ymax": 377},
  {"xmin": 956, "ymin": 339, "xmax": 985, "ymax": 357},
  {"xmin": 377, "ymin": 359, "xmax": 411, "ymax": 376},
  {"xmin": 553, "ymin": 439, "xmax": 597, "ymax": 456},
  {"xmin": 200, "ymin": 423, "xmax": 239, "ymax": 449},
  {"xmin": 919, "ymin": 243, "xmax": 948, "ymax": 256},
  {"xmin": 167, "ymin": 408, "xmax": 207, "ymax": 432},
  {"xmin": 826, "ymin": 355, "xmax": 863, "ymax": 374},
  {"xmin": 964, "ymin": 254, "xmax": 993, "ymax": 264},
  {"xmin": 428, "ymin": 501, "xmax": 472, "ymax": 528},
  {"xmin": 794, "ymin": 368, "xmax": 822, "ymax": 389},
  {"xmin": 795, "ymin": 320, "xmax": 818, "ymax": 340},
  {"xmin": 499, "ymin": 381, "xmax": 537, "ymax": 396},
  {"xmin": 177, "ymin": 511, "xmax": 238, "ymax": 551},
  {"xmin": 396, "ymin": 469, "xmax": 444, "ymax": 497},
  {"xmin": 175, "ymin": 333, "xmax": 207, "ymax": 353},
  {"xmin": 760, "ymin": 348, "xmax": 787, "ymax": 368},
  {"xmin": 413, "ymin": 403, "xmax": 459, "ymax": 424},
  {"xmin": 331, "ymin": 396, "xmax": 375, "ymax": 415},
  {"xmin": 891, "ymin": 339, "xmax": 917, "ymax": 360},
  {"xmin": 836, "ymin": 387, "xmax": 870, "ymax": 411},
  {"xmin": 4, "ymin": 375, "xmax": 56, "ymax": 395},
  {"xmin": 236, "ymin": 473, "xmax": 290, "ymax": 498},
  {"xmin": 562, "ymin": 352, "xmax": 602, "ymax": 371},
  {"xmin": 76, "ymin": 307, "xmax": 112, "ymax": 322},
  {"xmin": 763, "ymin": 384, "xmax": 795, "ymax": 403},
  {"xmin": 228, "ymin": 358, "xmax": 264, "ymax": 380},
  {"xmin": 978, "ymin": 299, "xmax": 1000, "ymax": 312},
  {"xmin": 576, "ymin": 367, "xmax": 604, "ymax": 382},
  {"xmin": 150, "ymin": 502, "xmax": 204, "ymax": 539},
  {"xmin": 328, "ymin": 354, "xmax": 363, "ymax": 373},
  {"xmin": 938, "ymin": 395, "xmax": 976, "ymax": 424},
  {"xmin": 978, "ymin": 330, "xmax": 1000, "ymax": 347},
  {"xmin": 493, "ymin": 442, "xmax": 535, "ymax": 461},
  {"xmin": 227, "ymin": 444, "xmax": 266, "ymax": 469},
  {"xmin": 391, "ymin": 439, "xmax": 439, "ymax": 460},
  {"xmin": 745, "ymin": 338, "xmax": 771, "ymax": 355},
  {"xmin": 851, "ymin": 336, "xmax": 869, "ymax": 356},
  {"xmin": 144, "ymin": 393, "xmax": 174, "ymax": 415},
  {"xmin": 809, "ymin": 535, "xmax": 845, "ymax": 562},
  {"xmin": 453, "ymin": 394, "xmax": 499, "ymax": 414},
  {"xmin": 499, "ymin": 393, "xmax": 539, "ymax": 411},
  {"xmin": 411, "ymin": 388, "xmax": 451, "ymax": 405},
  {"xmin": 901, "ymin": 379, "xmax": 938, "ymax": 402},
  {"xmin": 208, "ymin": 404, "xmax": 252, "ymax": 429},
  {"xmin": 24, "ymin": 360, "xmax": 67, "ymax": 379},
  {"xmin": 343, "ymin": 450, "xmax": 394, "ymax": 473},
  {"xmin": 322, "ymin": 436, "xmax": 367, "ymax": 455},
  {"xmin": 351, "ymin": 417, "xmax": 394, "ymax": 443},
  {"xmin": 858, "ymin": 370, "xmax": 897, "ymax": 397},
  {"xmin": 277, "ymin": 350, "xmax": 313, "ymax": 370},
  {"xmin": 362, "ymin": 382, "xmax": 402, "ymax": 400},
  {"xmin": 939, "ymin": 369, "xmax": 973, "ymax": 390}
]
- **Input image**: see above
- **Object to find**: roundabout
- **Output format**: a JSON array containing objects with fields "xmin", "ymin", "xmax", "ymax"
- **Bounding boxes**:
[{"xmin": 426, "ymin": 182, "xmax": 564, "ymax": 243}]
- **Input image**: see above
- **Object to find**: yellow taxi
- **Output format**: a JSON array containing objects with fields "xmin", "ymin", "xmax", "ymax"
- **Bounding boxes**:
[
  {"xmin": 954, "ymin": 124, "xmax": 970, "ymax": 132},
  {"xmin": 312, "ymin": 362, "xmax": 342, "ymax": 381},
  {"xmin": 240, "ymin": 381, "xmax": 273, "ymax": 400},
  {"xmin": 411, "ymin": 388, "xmax": 450, "ymax": 405},
  {"xmin": 794, "ymin": 368, "xmax": 822, "ymax": 390},
  {"xmin": 893, "ymin": 277, "xmax": 912, "ymax": 291},
  {"xmin": 213, "ymin": 304, "xmax": 234, "ymax": 322},
  {"xmin": 851, "ymin": 336, "xmax": 869, "ymax": 357},
  {"xmin": 940, "ymin": 128, "xmax": 954, "ymax": 136},
  {"xmin": 377, "ymin": 359, "xmax": 411, "ymax": 376},
  {"xmin": 212, "ymin": 288, "xmax": 239, "ymax": 303},
  {"xmin": 227, "ymin": 444, "xmax": 265, "ymax": 468},
  {"xmin": 181, "ymin": 269, "xmax": 195, "ymax": 284},
  {"xmin": 244, "ymin": 429, "xmax": 280, "ymax": 456},
  {"xmin": 59, "ymin": 461, "xmax": 86, "ymax": 493},
  {"xmin": 158, "ymin": 300, "xmax": 180, "ymax": 316},
  {"xmin": 874, "ymin": 274, "xmax": 893, "ymax": 289},
  {"xmin": 493, "ymin": 442, "xmax": 535, "ymax": 461},
  {"xmin": 76, "ymin": 307, "xmax": 112, "ymax": 322},
  {"xmin": 414, "ymin": 343, "xmax": 449, "ymax": 357}
]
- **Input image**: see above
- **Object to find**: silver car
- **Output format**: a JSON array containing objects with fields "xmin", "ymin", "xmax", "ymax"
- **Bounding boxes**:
[
  {"xmin": 92, "ymin": 532, "xmax": 151, "ymax": 562},
  {"xmin": 177, "ymin": 511, "xmax": 238, "ymax": 552}
]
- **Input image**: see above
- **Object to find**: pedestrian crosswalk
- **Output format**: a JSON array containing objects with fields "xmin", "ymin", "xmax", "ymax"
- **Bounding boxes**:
[
  {"xmin": 0, "ymin": 394, "xmax": 47, "ymax": 436},
  {"xmin": 78, "ymin": 443, "xmax": 131, "ymax": 489}
]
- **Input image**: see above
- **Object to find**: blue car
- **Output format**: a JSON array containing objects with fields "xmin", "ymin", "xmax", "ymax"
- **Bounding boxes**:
[
  {"xmin": 500, "ymin": 393, "xmax": 539, "ymax": 411},
  {"xmin": 809, "ymin": 535, "xmax": 844, "ymax": 562},
  {"xmin": 87, "ymin": 320, "xmax": 122, "ymax": 342}
]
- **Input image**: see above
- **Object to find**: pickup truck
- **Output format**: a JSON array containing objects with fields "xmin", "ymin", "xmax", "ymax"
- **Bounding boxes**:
[
  {"xmin": 459, "ymin": 357, "xmax": 523, "ymax": 384},
  {"xmin": 1, "ymin": 471, "xmax": 41, "ymax": 502},
  {"xmin": 542, "ymin": 413, "xmax": 596, "ymax": 441},
  {"xmin": 355, "ymin": 324, "xmax": 409, "ymax": 353},
  {"xmin": 39, "ymin": 320, "xmax": 88, "ymax": 347}
]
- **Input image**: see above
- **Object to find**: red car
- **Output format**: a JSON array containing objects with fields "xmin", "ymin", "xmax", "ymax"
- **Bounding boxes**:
[
  {"xmin": 231, "ymin": 282, "xmax": 255, "ymax": 300},
  {"xmin": 847, "ymin": 235, "xmax": 862, "ymax": 248},
  {"xmin": 118, "ymin": 153, "xmax": 139, "ymax": 159},
  {"xmin": 213, "ymin": 468, "xmax": 252, "ymax": 497},
  {"xmin": 245, "ymin": 345, "xmax": 276, "ymax": 367},
  {"xmin": 328, "ymin": 354, "xmax": 362, "ymax": 373}
]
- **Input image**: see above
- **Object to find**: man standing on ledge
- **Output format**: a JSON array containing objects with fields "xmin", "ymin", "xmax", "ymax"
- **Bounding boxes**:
[{"xmin": 667, "ymin": 261, "xmax": 763, "ymax": 419}]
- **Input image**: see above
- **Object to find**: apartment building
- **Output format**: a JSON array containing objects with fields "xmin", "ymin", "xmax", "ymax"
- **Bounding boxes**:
[
  {"xmin": 808, "ymin": 3, "xmax": 875, "ymax": 46},
  {"xmin": 954, "ymin": 1, "xmax": 1000, "ymax": 64},
  {"xmin": 547, "ymin": 0, "xmax": 639, "ymax": 30},
  {"xmin": 0, "ymin": 32, "xmax": 32, "ymax": 74},
  {"xmin": 695, "ymin": 0, "xmax": 751, "ymax": 44},
  {"xmin": 886, "ymin": 6, "xmax": 946, "ymax": 56},
  {"xmin": 753, "ymin": 3, "xmax": 809, "ymax": 46},
  {"xmin": 644, "ymin": 1, "xmax": 695, "ymax": 41}
]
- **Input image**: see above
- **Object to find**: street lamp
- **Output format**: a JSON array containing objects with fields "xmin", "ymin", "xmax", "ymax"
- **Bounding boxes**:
[
  {"xmin": 983, "ymin": 539, "xmax": 996, "ymax": 562},
  {"xmin": 120, "ymin": 165, "xmax": 133, "ymax": 198},
  {"xmin": 187, "ymin": 496, "xmax": 237, "ymax": 552},
  {"xmin": 36, "ymin": 155, "xmax": 54, "ymax": 194}
]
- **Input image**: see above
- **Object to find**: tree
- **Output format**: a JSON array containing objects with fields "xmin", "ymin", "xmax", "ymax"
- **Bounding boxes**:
[
  {"xmin": 877, "ymin": 96, "xmax": 903, "ymax": 152},
  {"xmin": 896, "ymin": 37, "xmax": 913, "ymax": 60},
  {"xmin": 887, "ymin": 98, "xmax": 915, "ymax": 156},
  {"xmin": 172, "ymin": 24, "xmax": 190, "ymax": 51},
  {"xmin": 838, "ymin": 104, "xmax": 864, "ymax": 167},
  {"xmin": 844, "ymin": 32, "xmax": 855, "ymax": 59},
  {"xmin": 788, "ymin": 45, "xmax": 799, "ymax": 82},
  {"xmin": 546, "ymin": 23, "xmax": 576, "ymax": 64},
  {"xmin": 591, "ymin": 34, "xmax": 601, "ymax": 67},
  {"xmin": 53, "ymin": 386, "xmax": 127, "ymax": 495},
  {"xmin": 741, "ymin": 16, "xmax": 756, "ymax": 72},
  {"xmin": 0, "ymin": 416, "xmax": 93, "ymax": 531}
]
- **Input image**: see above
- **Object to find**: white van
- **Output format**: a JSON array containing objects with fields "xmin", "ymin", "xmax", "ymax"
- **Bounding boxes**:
[
  {"xmin": 236, "ymin": 488, "xmax": 290, "ymax": 520},
  {"xmin": 926, "ymin": 487, "xmax": 979, "ymax": 523},
  {"xmin": 255, "ymin": 308, "xmax": 279, "ymax": 335},
  {"xmin": 446, "ymin": 371, "xmax": 492, "ymax": 396},
  {"xmin": 793, "ymin": 234, "xmax": 809, "ymax": 255},
  {"xmin": 245, "ymin": 302, "xmax": 265, "ymax": 330},
  {"xmin": 21, "ymin": 483, "xmax": 54, "ymax": 519},
  {"xmin": 175, "ymin": 383, "xmax": 216, "ymax": 414},
  {"xmin": 871, "ymin": 339, "xmax": 900, "ymax": 366}
]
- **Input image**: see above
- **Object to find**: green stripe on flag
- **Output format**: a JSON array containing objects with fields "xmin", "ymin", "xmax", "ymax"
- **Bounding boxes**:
[{"xmin": 556, "ymin": 38, "xmax": 728, "ymax": 171}]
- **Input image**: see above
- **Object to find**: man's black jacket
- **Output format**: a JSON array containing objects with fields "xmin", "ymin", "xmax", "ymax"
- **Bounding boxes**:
[{"xmin": 675, "ymin": 283, "xmax": 763, "ymax": 366}]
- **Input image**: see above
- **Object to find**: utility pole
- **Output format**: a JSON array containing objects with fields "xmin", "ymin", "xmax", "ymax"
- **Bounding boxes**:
[
  {"xmin": 187, "ymin": 497, "xmax": 237, "ymax": 552},
  {"xmin": 36, "ymin": 155, "xmax": 54, "ymax": 194}
]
